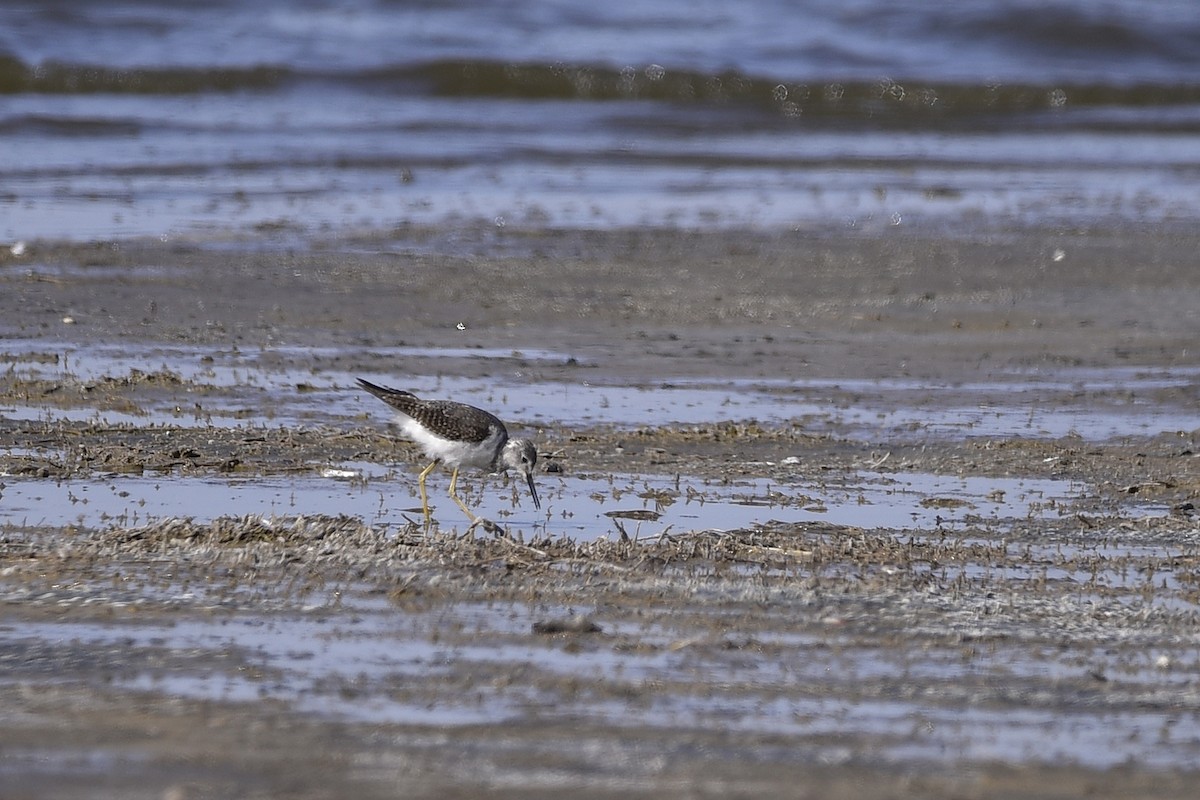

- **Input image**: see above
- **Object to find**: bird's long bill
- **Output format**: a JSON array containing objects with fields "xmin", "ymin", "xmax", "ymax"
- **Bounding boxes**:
[{"xmin": 526, "ymin": 469, "xmax": 541, "ymax": 510}]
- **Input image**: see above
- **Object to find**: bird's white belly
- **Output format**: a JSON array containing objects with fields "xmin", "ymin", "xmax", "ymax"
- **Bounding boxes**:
[{"xmin": 400, "ymin": 416, "xmax": 503, "ymax": 471}]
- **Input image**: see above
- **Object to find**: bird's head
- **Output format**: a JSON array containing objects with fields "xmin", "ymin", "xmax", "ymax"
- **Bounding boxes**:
[{"xmin": 500, "ymin": 438, "xmax": 540, "ymax": 510}]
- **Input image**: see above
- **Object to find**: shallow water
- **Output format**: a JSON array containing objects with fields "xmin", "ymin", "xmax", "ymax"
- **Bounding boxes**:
[
  {"xmin": 3, "ymin": 339, "xmax": 1196, "ymax": 440},
  {"xmin": 5, "ymin": 588, "xmax": 1198, "ymax": 770},
  {"xmin": 0, "ymin": 458, "xmax": 1148, "ymax": 543},
  {"xmin": 3, "ymin": 1, "xmax": 1199, "ymax": 242}
]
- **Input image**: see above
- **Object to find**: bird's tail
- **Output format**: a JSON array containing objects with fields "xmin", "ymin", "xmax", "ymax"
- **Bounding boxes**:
[{"xmin": 356, "ymin": 378, "xmax": 414, "ymax": 402}]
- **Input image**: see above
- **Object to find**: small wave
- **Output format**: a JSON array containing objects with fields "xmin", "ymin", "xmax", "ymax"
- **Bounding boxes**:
[
  {"xmin": 376, "ymin": 59, "xmax": 1200, "ymax": 122},
  {"xmin": 3, "ymin": 52, "xmax": 1198, "ymax": 126},
  {"xmin": 0, "ymin": 54, "xmax": 285, "ymax": 94}
]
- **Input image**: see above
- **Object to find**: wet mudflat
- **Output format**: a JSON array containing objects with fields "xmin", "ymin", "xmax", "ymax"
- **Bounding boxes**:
[{"xmin": 2, "ymin": 226, "xmax": 1200, "ymax": 798}]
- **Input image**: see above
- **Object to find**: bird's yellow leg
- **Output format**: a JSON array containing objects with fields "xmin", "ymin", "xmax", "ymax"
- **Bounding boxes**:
[
  {"xmin": 417, "ymin": 461, "xmax": 439, "ymax": 525},
  {"xmin": 447, "ymin": 467, "xmax": 478, "ymax": 523}
]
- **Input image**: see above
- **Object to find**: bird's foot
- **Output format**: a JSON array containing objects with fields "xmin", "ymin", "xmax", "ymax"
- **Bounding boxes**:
[{"xmin": 466, "ymin": 516, "xmax": 503, "ymax": 536}]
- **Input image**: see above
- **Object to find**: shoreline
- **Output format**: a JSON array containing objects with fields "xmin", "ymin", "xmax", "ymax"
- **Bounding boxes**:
[{"xmin": 6, "ymin": 224, "xmax": 1199, "ymax": 364}]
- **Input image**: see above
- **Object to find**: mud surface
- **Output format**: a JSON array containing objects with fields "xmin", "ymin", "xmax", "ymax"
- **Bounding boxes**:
[{"xmin": 3, "ymin": 225, "xmax": 1200, "ymax": 797}]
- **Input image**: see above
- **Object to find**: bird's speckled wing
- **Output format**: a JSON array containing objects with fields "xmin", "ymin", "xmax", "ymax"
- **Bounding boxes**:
[{"xmin": 357, "ymin": 378, "xmax": 504, "ymax": 444}]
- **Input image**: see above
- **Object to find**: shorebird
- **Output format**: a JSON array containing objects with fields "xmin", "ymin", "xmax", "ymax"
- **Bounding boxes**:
[{"xmin": 356, "ymin": 378, "xmax": 540, "ymax": 527}]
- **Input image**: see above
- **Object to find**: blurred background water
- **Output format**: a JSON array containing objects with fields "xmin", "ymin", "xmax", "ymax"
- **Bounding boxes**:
[{"xmin": 2, "ymin": 0, "xmax": 1198, "ymax": 242}]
